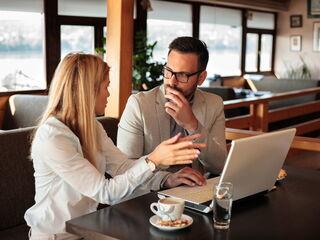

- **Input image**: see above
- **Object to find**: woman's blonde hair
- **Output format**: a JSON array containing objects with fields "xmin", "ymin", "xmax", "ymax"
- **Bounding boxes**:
[{"xmin": 41, "ymin": 53, "xmax": 109, "ymax": 167}]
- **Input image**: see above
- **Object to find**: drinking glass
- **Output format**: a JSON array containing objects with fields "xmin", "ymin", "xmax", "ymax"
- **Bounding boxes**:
[{"xmin": 213, "ymin": 182, "xmax": 233, "ymax": 229}]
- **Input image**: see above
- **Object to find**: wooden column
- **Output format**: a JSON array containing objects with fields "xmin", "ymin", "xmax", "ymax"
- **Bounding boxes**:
[
  {"xmin": 105, "ymin": 0, "xmax": 134, "ymax": 118},
  {"xmin": 250, "ymin": 102, "xmax": 269, "ymax": 132}
]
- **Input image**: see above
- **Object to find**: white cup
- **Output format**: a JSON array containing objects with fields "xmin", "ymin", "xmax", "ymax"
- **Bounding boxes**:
[{"xmin": 150, "ymin": 198, "xmax": 185, "ymax": 221}]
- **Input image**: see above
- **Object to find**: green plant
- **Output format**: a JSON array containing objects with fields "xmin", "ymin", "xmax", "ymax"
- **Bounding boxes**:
[
  {"xmin": 95, "ymin": 38, "xmax": 106, "ymax": 56},
  {"xmin": 133, "ymin": 31, "xmax": 164, "ymax": 91},
  {"xmin": 283, "ymin": 55, "xmax": 312, "ymax": 80},
  {"xmin": 95, "ymin": 32, "xmax": 164, "ymax": 91}
]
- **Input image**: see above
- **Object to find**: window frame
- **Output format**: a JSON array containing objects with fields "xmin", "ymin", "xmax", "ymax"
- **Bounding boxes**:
[
  {"xmin": 144, "ymin": 0, "xmax": 277, "ymax": 78},
  {"xmin": 243, "ymin": 10, "xmax": 277, "ymax": 74},
  {"xmin": 58, "ymin": 15, "xmax": 105, "ymax": 53},
  {"xmin": 198, "ymin": 4, "xmax": 243, "ymax": 77},
  {"xmin": 0, "ymin": 10, "xmax": 46, "ymax": 96},
  {"xmin": 0, "ymin": 0, "xmax": 106, "ymax": 96},
  {"xmin": 146, "ymin": 0, "xmax": 194, "ymax": 63}
]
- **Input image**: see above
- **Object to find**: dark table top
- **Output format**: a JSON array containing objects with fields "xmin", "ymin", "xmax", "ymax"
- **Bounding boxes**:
[{"xmin": 66, "ymin": 166, "xmax": 320, "ymax": 240}]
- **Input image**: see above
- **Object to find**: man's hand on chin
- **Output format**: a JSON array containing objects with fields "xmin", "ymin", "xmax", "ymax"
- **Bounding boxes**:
[
  {"xmin": 164, "ymin": 87, "xmax": 198, "ymax": 132},
  {"xmin": 164, "ymin": 167, "xmax": 206, "ymax": 188}
]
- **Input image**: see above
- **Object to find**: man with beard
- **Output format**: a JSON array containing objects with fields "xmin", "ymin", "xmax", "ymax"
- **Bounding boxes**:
[{"xmin": 117, "ymin": 37, "xmax": 227, "ymax": 191}]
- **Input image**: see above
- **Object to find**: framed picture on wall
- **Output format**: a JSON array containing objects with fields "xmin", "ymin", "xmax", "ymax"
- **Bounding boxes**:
[
  {"xmin": 290, "ymin": 15, "xmax": 303, "ymax": 27},
  {"xmin": 308, "ymin": 0, "xmax": 320, "ymax": 18},
  {"xmin": 313, "ymin": 22, "xmax": 320, "ymax": 51},
  {"xmin": 290, "ymin": 35, "xmax": 302, "ymax": 52}
]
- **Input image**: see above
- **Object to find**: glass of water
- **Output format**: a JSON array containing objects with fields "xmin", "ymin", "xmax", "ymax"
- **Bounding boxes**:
[{"xmin": 213, "ymin": 182, "xmax": 233, "ymax": 229}]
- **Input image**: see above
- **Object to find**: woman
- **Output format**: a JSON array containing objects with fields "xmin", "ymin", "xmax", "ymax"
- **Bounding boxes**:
[{"xmin": 25, "ymin": 53, "xmax": 203, "ymax": 239}]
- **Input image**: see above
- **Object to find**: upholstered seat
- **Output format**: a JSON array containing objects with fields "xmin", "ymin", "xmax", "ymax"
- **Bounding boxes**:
[{"xmin": 2, "ymin": 94, "xmax": 48, "ymax": 130}]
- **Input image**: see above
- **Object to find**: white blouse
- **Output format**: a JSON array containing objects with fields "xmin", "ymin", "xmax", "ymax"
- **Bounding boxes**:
[{"xmin": 24, "ymin": 117, "xmax": 153, "ymax": 234}]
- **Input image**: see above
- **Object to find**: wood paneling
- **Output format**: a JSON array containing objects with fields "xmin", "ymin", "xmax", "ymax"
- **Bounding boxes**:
[
  {"xmin": 225, "ymin": 115, "xmax": 251, "ymax": 129},
  {"xmin": 0, "ymin": 96, "xmax": 9, "ymax": 128},
  {"xmin": 224, "ymin": 87, "xmax": 320, "ymax": 134},
  {"xmin": 290, "ymin": 119, "xmax": 320, "ymax": 136},
  {"xmin": 222, "ymin": 76, "xmax": 246, "ymax": 88},
  {"xmin": 224, "ymin": 87, "xmax": 320, "ymax": 109},
  {"xmin": 269, "ymin": 101, "xmax": 320, "ymax": 123}
]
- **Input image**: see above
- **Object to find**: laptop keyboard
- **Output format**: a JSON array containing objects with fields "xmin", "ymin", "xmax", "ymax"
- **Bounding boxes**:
[{"xmin": 159, "ymin": 177, "xmax": 220, "ymax": 204}]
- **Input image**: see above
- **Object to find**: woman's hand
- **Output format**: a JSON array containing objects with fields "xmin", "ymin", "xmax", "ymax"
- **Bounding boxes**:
[
  {"xmin": 148, "ymin": 133, "xmax": 206, "ymax": 166},
  {"xmin": 177, "ymin": 133, "xmax": 205, "ymax": 149}
]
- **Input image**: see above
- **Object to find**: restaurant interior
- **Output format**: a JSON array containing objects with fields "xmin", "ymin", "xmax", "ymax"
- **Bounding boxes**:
[{"xmin": 0, "ymin": 0, "xmax": 319, "ymax": 239}]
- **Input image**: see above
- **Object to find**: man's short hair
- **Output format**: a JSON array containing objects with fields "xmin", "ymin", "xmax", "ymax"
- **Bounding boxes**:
[{"xmin": 168, "ymin": 36, "xmax": 209, "ymax": 71}]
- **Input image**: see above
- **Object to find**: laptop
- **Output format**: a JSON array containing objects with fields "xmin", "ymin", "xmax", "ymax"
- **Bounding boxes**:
[{"xmin": 158, "ymin": 128, "xmax": 296, "ymax": 213}]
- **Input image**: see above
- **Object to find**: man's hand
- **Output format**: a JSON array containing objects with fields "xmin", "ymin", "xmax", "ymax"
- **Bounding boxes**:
[
  {"xmin": 163, "ymin": 167, "xmax": 206, "ymax": 188},
  {"xmin": 164, "ymin": 87, "xmax": 198, "ymax": 132}
]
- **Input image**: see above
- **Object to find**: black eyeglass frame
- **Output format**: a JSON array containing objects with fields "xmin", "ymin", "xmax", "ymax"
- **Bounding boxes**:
[{"xmin": 162, "ymin": 66, "xmax": 204, "ymax": 83}]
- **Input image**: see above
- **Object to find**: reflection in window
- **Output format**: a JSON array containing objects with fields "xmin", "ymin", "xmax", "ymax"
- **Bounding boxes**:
[
  {"xmin": 147, "ymin": 0, "xmax": 192, "ymax": 63},
  {"xmin": 260, "ymin": 34, "xmax": 273, "ymax": 71},
  {"xmin": 245, "ymin": 33, "xmax": 259, "ymax": 72},
  {"xmin": 0, "ymin": 11, "xmax": 45, "ymax": 92},
  {"xmin": 61, "ymin": 25, "xmax": 95, "ymax": 59},
  {"xmin": 199, "ymin": 6, "xmax": 242, "ymax": 77}
]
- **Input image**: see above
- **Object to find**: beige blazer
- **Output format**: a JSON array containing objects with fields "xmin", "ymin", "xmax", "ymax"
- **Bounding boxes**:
[{"xmin": 117, "ymin": 85, "xmax": 227, "ymax": 190}]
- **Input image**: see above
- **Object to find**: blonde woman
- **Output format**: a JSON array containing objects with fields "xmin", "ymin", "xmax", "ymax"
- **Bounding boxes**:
[{"xmin": 25, "ymin": 53, "xmax": 204, "ymax": 239}]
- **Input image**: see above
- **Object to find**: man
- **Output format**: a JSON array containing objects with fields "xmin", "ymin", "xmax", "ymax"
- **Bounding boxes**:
[{"xmin": 117, "ymin": 36, "xmax": 227, "ymax": 191}]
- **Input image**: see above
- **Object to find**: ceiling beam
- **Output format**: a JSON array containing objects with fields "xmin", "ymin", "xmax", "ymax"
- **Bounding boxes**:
[{"xmin": 186, "ymin": 0, "xmax": 290, "ymax": 12}]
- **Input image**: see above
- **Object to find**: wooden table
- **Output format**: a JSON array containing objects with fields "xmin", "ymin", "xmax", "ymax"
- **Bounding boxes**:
[{"xmin": 66, "ymin": 166, "xmax": 320, "ymax": 240}]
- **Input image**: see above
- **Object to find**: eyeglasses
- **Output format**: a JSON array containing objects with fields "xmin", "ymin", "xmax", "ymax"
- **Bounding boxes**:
[{"xmin": 162, "ymin": 66, "xmax": 204, "ymax": 83}]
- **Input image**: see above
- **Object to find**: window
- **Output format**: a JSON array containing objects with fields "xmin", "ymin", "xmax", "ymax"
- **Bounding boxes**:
[
  {"xmin": 260, "ymin": 34, "xmax": 273, "ymax": 71},
  {"xmin": 147, "ymin": 0, "xmax": 192, "ymax": 62},
  {"xmin": 245, "ymin": 11, "xmax": 275, "ymax": 73},
  {"xmin": 58, "ymin": 0, "xmax": 107, "ymax": 18},
  {"xmin": 0, "ymin": 11, "xmax": 45, "ymax": 92},
  {"xmin": 245, "ymin": 33, "xmax": 259, "ymax": 72},
  {"xmin": 61, "ymin": 25, "xmax": 95, "ymax": 59},
  {"xmin": 247, "ymin": 11, "xmax": 275, "ymax": 30},
  {"xmin": 200, "ymin": 6, "xmax": 242, "ymax": 77},
  {"xmin": 58, "ymin": 1, "xmax": 106, "ymax": 63}
]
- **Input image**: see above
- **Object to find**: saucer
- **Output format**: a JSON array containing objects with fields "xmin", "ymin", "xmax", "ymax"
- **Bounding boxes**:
[{"xmin": 149, "ymin": 214, "xmax": 193, "ymax": 231}]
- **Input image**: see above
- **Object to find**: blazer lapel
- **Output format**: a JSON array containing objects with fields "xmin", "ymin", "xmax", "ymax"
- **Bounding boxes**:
[
  {"xmin": 192, "ymin": 90, "xmax": 206, "ymax": 126},
  {"xmin": 156, "ymin": 85, "xmax": 170, "ymax": 141}
]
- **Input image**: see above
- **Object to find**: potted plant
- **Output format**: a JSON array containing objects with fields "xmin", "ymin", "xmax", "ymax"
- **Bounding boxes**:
[
  {"xmin": 282, "ymin": 55, "xmax": 312, "ymax": 80},
  {"xmin": 96, "ymin": 31, "xmax": 164, "ymax": 91},
  {"xmin": 133, "ymin": 31, "xmax": 164, "ymax": 91}
]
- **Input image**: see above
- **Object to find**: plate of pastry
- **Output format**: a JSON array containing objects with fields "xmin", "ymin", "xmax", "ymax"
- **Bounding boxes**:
[{"xmin": 149, "ymin": 214, "xmax": 193, "ymax": 231}]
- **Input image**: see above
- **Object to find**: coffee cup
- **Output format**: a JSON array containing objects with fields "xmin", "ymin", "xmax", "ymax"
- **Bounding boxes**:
[{"xmin": 150, "ymin": 198, "xmax": 185, "ymax": 221}]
